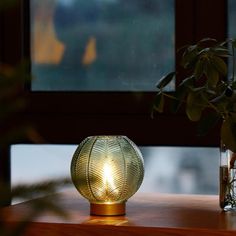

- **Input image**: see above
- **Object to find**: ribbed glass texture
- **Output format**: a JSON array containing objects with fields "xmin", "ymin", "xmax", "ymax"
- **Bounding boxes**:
[{"xmin": 71, "ymin": 136, "xmax": 144, "ymax": 204}]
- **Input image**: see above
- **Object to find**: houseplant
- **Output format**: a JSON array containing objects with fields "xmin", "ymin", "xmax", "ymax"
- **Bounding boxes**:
[{"xmin": 153, "ymin": 38, "xmax": 236, "ymax": 211}]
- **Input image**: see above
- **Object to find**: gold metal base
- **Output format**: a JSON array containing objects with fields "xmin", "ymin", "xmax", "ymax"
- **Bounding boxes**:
[{"xmin": 90, "ymin": 203, "xmax": 126, "ymax": 216}]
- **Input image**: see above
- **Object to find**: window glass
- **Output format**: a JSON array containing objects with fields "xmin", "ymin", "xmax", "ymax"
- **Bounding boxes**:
[
  {"xmin": 228, "ymin": 0, "xmax": 236, "ymax": 39},
  {"xmin": 227, "ymin": 0, "xmax": 236, "ymax": 79},
  {"xmin": 30, "ymin": 0, "xmax": 175, "ymax": 91},
  {"xmin": 11, "ymin": 144, "xmax": 218, "ymax": 204}
]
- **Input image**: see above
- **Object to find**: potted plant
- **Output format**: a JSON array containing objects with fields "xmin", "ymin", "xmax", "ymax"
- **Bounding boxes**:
[{"xmin": 153, "ymin": 38, "xmax": 236, "ymax": 211}]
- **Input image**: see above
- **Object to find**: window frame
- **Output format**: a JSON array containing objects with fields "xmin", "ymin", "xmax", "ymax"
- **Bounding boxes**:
[
  {"xmin": 0, "ymin": 0, "xmax": 227, "ymax": 205},
  {"xmin": 23, "ymin": 0, "xmax": 226, "ymax": 147}
]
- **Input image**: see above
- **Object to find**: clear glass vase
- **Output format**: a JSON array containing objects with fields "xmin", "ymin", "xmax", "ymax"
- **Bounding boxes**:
[{"xmin": 220, "ymin": 143, "xmax": 236, "ymax": 211}]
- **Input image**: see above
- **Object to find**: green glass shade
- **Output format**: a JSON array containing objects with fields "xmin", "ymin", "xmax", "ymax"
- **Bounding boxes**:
[{"xmin": 70, "ymin": 136, "xmax": 144, "ymax": 215}]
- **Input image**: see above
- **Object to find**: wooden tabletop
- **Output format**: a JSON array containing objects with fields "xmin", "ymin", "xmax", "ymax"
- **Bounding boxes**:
[{"xmin": 2, "ymin": 189, "xmax": 236, "ymax": 236}]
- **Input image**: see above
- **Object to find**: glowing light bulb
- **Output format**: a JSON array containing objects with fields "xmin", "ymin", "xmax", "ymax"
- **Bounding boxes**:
[
  {"xmin": 103, "ymin": 163, "xmax": 118, "ymax": 196},
  {"xmin": 71, "ymin": 136, "xmax": 144, "ymax": 216}
]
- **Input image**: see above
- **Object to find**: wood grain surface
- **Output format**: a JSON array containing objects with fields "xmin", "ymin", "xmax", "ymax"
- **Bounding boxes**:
[{"xmin": 2, "ymin": 190, "xmax": 236, "ymax": 236}]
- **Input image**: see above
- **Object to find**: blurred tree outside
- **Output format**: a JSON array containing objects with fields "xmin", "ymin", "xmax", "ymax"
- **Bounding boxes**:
[{"xmin": 31, "ymin": 0, "xmax": 175, "ymax": 91}]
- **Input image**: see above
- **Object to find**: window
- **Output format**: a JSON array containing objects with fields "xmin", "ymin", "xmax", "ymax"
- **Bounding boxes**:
[
  {"xmin": 30, "ymin": 0, "xmax": 175, "ymax": 91},
  {"xmin": 23, "ymin": 0, "xmax": 225, "ymax": 147},
  {"xmin": 0, "ymin": 0, "xmax": 227, "ymax": 205},
  {"xmin": 11, "ymin": 144, "xmax": 219, "ymax": 204},
  {"xmin": 228, "ymin": 0, "xmax": 236, "ymax": 38}
]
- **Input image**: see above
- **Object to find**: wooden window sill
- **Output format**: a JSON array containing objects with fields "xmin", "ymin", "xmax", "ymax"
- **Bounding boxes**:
[{"xmin": 1, "ymin": 190, "xmax": 236, "ymax": 236}]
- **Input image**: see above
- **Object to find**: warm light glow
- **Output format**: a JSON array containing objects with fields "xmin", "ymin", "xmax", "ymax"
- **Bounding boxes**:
[
  {"xmin": 71, "ymin": 136, "xmax": 144, "ymax": 216},
  {"xmin": 103, "ymin": 162, "xmax": 119, "ymax": 197}
]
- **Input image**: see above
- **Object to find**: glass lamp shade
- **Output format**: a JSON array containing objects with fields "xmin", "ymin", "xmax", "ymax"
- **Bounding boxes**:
[{"xmin": 70, "ymin": 135, "xmax": 144, "ymax": 216}]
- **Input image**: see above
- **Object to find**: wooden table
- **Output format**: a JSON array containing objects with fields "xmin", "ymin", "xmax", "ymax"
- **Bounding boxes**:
[{"xmin": 2, "ymin": 190, "xmax": 236, "ymax": 236}]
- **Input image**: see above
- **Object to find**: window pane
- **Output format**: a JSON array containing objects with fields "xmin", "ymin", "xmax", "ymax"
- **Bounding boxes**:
[
  {"xmin": 228, "ymin": 0, "xmax": 236, "ymax": 79},
  {"xmin": 228, "ymin": 0, "xmax": 236, "ymax": 39},
  {"xmin": 11, "ymin": 144, "xmax": 218, "ymax": 204},
  {"xmin": 30, "ymin": 0, "xmax": 175, "ymax": 91}
]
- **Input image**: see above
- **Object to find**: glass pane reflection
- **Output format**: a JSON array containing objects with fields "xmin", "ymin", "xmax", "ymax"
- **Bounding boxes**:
[{"xmin": 30, "ymin": 0, "xmax": 175, "ymax": 91}]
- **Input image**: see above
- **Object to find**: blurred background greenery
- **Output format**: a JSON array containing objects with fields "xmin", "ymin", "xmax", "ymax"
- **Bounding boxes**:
[{"xmin": 0, "ymin": 1, "xmax": 73, "ymax": 235}]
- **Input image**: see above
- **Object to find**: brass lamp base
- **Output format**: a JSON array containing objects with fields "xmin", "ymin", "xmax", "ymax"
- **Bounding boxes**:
[{"xmin": 90, "ymin": 203, "xmax": 126, "ymax": 216}]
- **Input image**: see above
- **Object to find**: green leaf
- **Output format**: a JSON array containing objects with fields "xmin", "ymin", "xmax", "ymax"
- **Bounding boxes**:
[
  {"xmin": 221, "ymin": 118, "xmax": 236, "ymax": 152},
  {"xmin": 181, "ymin": 45, "xmax": 198, "ymax": 69},
  {"xmin": 211, "ymin": 56, "xmax": 227, "ymax": 76},
  {"xmin": 178, "ymin": 76, "xmax": 195, "ymax": 88},
  {"xmin": 204, "ymin": 61, "xmax": 219, "ymax": 88},
  {"xmin": 153, "ymin": 92, "xmax": 164, "ymax": 113},
  {"xmin": 156, "ymin": 72, "xmax": 175, "ymax": 90},
  {"xmin": 170, "ymin": 86, "xmax": 187, "ymax": 113},
  {"xmin": 232, "ymin": 39, "xmax": 236, "ymax": 48},
  {"xmin": 206, "ymin": 89, "xmax": 216, "ymax": 95},
  {"xmin": 198, "ymin": 47, "xmax": 211, "ymax": 56},
  {"xmin": 197, "ymin": 113, "xmax": 220, "ymax": 136},
  {"xmin": 186, "ymin": 92, "xmax": 204, "ymax": 121},
  {"xmin": 232, "ymin": 81, "xmax": 236, "ymax": 89},
  {"xmin": 210, "ymin": 91, "xmax": 226, "ymax": 103},
  {"xmin": 230, "ymin": 112, "xmax": 236, "ymax": 122},
  {"xmin": 194, "ymin": 59, "xmax": 204, "ymax": 79},
  {"xmin": 11, "ymin": 178, "xmax": 72, "ymax": 200},
  {"xmin": 192, "ymin": 86, "xmax": 206, "ymax": 93},
  {"xmin": 211, "ymin": 46, "xmax": 230, "ymax": 57},
  {"xmin": 198, "ymin": 38, "xmax": 217, "ymax": 44}
]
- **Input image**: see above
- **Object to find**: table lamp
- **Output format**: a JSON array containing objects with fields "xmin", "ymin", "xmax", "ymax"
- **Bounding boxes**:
[{"xmin": 71, "ymin": 135, "xmax": 144, "ymax": 216}]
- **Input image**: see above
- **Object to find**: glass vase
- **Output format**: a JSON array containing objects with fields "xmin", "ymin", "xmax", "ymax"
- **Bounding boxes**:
[{"xmin": 220, "ymin": 143, "xmax": 236, "ymax": 211}]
